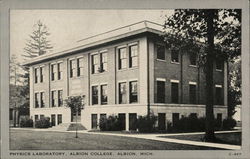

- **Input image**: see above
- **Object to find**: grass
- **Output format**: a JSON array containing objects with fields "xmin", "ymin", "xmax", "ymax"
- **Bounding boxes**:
[
  {"xmin": 159, "ymin": 132, "xmax": 241, "ymax": 145},
  {"xmin": 10, "ymin": 129, "xmax": 224, "ymax": 150}
]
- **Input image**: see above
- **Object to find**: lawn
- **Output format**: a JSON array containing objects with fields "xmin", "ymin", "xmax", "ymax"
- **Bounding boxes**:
[
  {"xmin": 160, "ymin": 132, "xmax": 241, "ymax": 145},
  {"xmin": 10, "ymin": 129, "xmax": 224, "ymax": 150}
]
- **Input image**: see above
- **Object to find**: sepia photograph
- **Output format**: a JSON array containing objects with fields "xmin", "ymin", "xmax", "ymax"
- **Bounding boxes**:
[{"xmin": 1, "ymin": 0, "xmax": 249, "ymax": 159}]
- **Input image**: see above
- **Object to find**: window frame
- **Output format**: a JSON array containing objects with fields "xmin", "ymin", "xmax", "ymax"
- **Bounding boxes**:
[
  {"xmin": 39, "ymin": 67, "xmax": 44, "ymax": 83},
  {"xmin": 91, "ymin": 54, "xmax": 99, "ymax": 74},
  {"xmin": 171, "ymin": 49, "xmax": 179, "ymax": 64},
  {"xmin": 57, "ymin": 62, "xmax": 63, "ymax": 80},
  {"xmin": 156, "ymin": 78, "xmax": 166, "ymax": 103},
  {"xmin": 51, "ymin": 64, "xmax": 56, "ymax": 81},
  {"xmin": 34, "ymin": 68, "xmax": 39, "ymax": 83},
  {"xmin": 189, "ymin": 82, "xmax": 197, "ymax": 104},
  {"xmin": 91, "ymin": 85, "xmax": 99, "ymax": 105},
  {"xmin": 40, "ymin": 92, "xmax": 45, "ymax": 108},
  {"xmin": 69, "ymin": 59, "xmax": 76, "ymax": 78},
  {"xmin": 77, "ymin": 57, "xmax": 84, "ymax": 76},
  {"xmin": 101, "ymin": 84, "xmax": 108, "ymax": 105},
  {"xmin": 129, "ymin": 44, "xmax": 138, "ymax": 68},
  {"xmin": 129, "ymin": 81, "xmax": 138, "ymax": 103},
  {"xmin": 51, "ymin": 90, "xmax": 57, "ymax": 107},
  {"xmin": 58, "ymin": 90, "xmax": 63, "ymax": 107},
  {"xmin": 189, "ymin": 52, "xmax": 197, "ymax": 66},
  {"xmin": 171, "ymin": 80, "xmax": 179, "ymax": 104},
  {"xmin": 35, "ymin": 92, "xmax": 39, "ymax": 108},
  {"xmin": 156, "ymin": 44, "xmax": 166, "ymax": 61},
  {"xmin": 118, "ymin": 47, "xmax": 127, "ymax": 70},
  {"xmin": 118, "ymin": 82, "xmax": 127, "ymax": 104}
]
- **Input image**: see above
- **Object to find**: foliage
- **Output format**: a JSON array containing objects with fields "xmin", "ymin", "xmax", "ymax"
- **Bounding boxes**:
[
  {"xmin": 23, "ymin": 20, "xmax": 53, "ymax": 58},
  {"xmin": 99, "ymin": 115, "xmax": 123, "ymax": 131},
  {"xmin": 222, "ymin": 118, "xmax": 237, "ymax": 130},
  {"xmin": 64, "ymin": 96, "xmax": 85, "ymax": 113},
  {"xmin": 35, "ymin": 117, "xmax": 51, "ymax": 128},
  {"xmin": 137, "ymin": 114, "xmax": 157, "ymax": 133},
  {"xmin": 20, "ymin": 116, "xmax": 33, "ymax": 127}
]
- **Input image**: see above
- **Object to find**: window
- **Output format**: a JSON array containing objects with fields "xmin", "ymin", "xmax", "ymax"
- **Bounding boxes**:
[
  {"xmin": 129, "ymin": 45, "xmax": 138, "ymax": 67},
  {"xmin": 118, "ymin": 48, "xmax": 127, "ymax": 69},
  {"xmin": 129, "ymin": 81, "xmax": 138, "ymax": 103},
  {"xmin": 171, "ymin": 49, "xmax": 179, "ymax": 63},
  {"xmin": 189, "ymin": 84, "xmax": 196, "ymax": 104},
  {"xmin": 171, "ymin": 82, "xmax": 179, "ymax": 103},
  {"xmin": 40, "ymin": 115, "xmax": 45, "ymax": 119},
  {"xmin": 9, "ymin": 108, "xmax": 13, "ymax": 120},
  {"xmin": 77, "ymin": 58, "xmax": 84, "ymax": 76},
  {"xmin": 129, "ymin": 113, "xmax": 137, "ymax": 130},
  {"xmin": 190, "ymin": 113, "xmax": 197, "ymax": 118},
  {"xmin": 156, "ymin": 45, "xmax": 165, "ymax": 60},
  {"xmin": 57, "ymin": 114, "xmax": 62, "ymax": 125},
  {"xmin": 40, "ymin": 67, "xmax": 44, "ymax": 83},
  {"xmin": 51, "ymin": 64, "xmax": 56, "ymax": 81},
  {"xmin": 101, "ymin": 85, "xmax": 108, "ymax": 105},
  {"xmin": 156, "ymin": 81, "xmax": 165, "ymax": 103},
  {"xmin": 35, "ymin": 115, "xmax": 39, "ymax": 121},
  {"xmin": 51, "ymin": 90, "xmax": 56, "ymax": 107},
  {"xmin": 119, "ymin": 82, "xmax": 127, "ymax": 104},
  {"xmin": 40, "ymin": 92, "xmax": 45, "ymax": 108},
  {"xmin": 35, "ymin": 93, "xmax": 39, "ymax": 108},
  {"xmin": 91, "ymin": 114, "xmax": 98, "ymax": 129},
  {"xmin": 92, "ymin": 86, "xmax": 98, "ymax": 105},
  {"xmin": 216, "ymin": 59, "xmax": 223, "ymax": 70},
  {"xmin": 217, "ymin": 113, "xmax": 222, "ymax": 122},
  {"xmin": 92, "ymin": 54, "xmax": 99, "ymax": 74},
  {"xmin": 69, "ymin": 60, "xmax": 76, "ymax": 77},
  {"xmin": 215, "ymin": 86, "xmax": 223, "ymax": 105},
  {"xmin": 100, "ymin": 114, "xmax": 107, "ymax": 123},
  {"xmin": 172, "ymin": 113, "xmax": 179, "ymax": 127},
  {"xmin": 34, "ymin": 68, "xmax": 38, "ymax": 83},
  {"xmin": 189, "ymin": 52, "xmax": 197, "ymax": 66},
  {"xmin": 57, "ymin": 62, "xmax": 62, "ymax": 80},
  {"xmin": 100, "ymin": 53, "xmax": 107, "ymax": 72},
  {"xmin": 58, "ymin": 90, "xmax": 63, "ymax": 107}
]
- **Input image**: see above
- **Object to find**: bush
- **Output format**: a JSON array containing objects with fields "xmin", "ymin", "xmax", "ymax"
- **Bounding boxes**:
[
  {"xmin": 222, "ymin": 118, "xmax": 236, "ymax": 130},
  {"xmin": 35, "ymin": 117, "xmax": 51, "ymax": 128},
  {"xmin": 137, "ymin": 114, "xmax": 157, "ymax": 133},
  {"xmin": 20, "ymin": 117, "xmax": 33, "ymax": 127},
  {"xmin": 99, "ymin": 115, "xmax": 123, "ymax": 131}
]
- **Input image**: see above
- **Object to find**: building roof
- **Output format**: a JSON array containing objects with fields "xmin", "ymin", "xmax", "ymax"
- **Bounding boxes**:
[{"xmin": 23, "ymin": 20, "xmax": 164, "ymax": 66}]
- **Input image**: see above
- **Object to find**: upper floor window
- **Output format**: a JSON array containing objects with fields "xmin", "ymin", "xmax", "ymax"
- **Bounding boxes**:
[
  {"xmin": 51, "ymin": 90, "xmax": 57, "ymax": 107},
  {"xmin": 40, "ymin": 67, "xmax": 44, "ymax": 83},
  {"xmin": 216, "ymin": 59, "xmax": 223, "ymax": 71},
  {"xmin": 77, "ymin": 57, "xmax": 84, "ymax": 76},
  {"xmin": 189, "ymin": 52, "xmax": 197, "ymax": 66},
  {"xmin": 129, "ymin": 45, "xmax": 138, "ymax": 67},
  {"xmin": 171, "ymin": 81, "xmax": 179, "ymax": 103},
  {"xmin": 100, "ymin": 53, "xmax": 107, "ymax": 72},
  {"xmin": 57, "ymin": 63, "xmax": 63, "ymax": 80},
  {"xmin": 156, "ymin": 45, "xmax": 165, "ymax": 60},
  {"xmin": 101, "ymin": 84, "xmax": 108, "ymax": 105},
  {"xmin": 119, "ymin": 82, "xmax": 127, "ymax": 104},
  {"xmin": 118, "ymin": 48, "xmax": 127, "ymax": 69},
  {"xmin": 69, "ymin": 60, "xmax": 76, "ymax": 78},
  {"xmin": 171, "ymin": 49, "xmax": 179, "ymax": 63},
  {"xmin": 58, "ymin": 90, "xmax": 63, "ymax": 107},
  {"xmin": 92, "ymin": 86, "xmax": 98, "ymax": 105},
  {"xmin": 129, "ymin": 81, "xmax": 138, "ymax": 103},
  {"xmin": 34, "ymin": 68, "xmax": 38, "ymax": 83},
  {"xmin": 156, "ymin": 80, "xmax": 165, "ymax": 103},
  {"xmin": 92, "ymin": 54, "xmax": 99, "ymax": 74},
  {"xmin": 40, "ymin": 92, "xmax": 45, "ymax": 108},
  {"xmin": 189, "ymin": 83, "xmax": 196, "ymax": 104},
  {"xmin": 35, "ymin": 93, "xmax": 39, "ymax": 108},
  {"xmin": 51, "ymin": 64, "xmax": 56, "ymax": 81}
]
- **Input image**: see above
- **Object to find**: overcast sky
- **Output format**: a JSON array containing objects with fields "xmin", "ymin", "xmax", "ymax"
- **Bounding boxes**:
[{"xmin": 10, "ymin": 10, "xmax": 173, "ymax": 62}]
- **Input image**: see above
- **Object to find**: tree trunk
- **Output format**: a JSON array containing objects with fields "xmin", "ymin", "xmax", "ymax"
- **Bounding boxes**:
[{"xmin": 204, "ymin": 10, "xmax": 216, "ymax": 141}]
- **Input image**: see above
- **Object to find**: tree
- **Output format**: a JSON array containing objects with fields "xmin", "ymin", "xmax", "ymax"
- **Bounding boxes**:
[
  {"xmin": 163, "ymin": 9, "xmax": 241, "ymax": 141},
  {"xmin": 65, "ymin": 95, "xmax": 85, "ymax": 138},
  {"xmin": 23, "ymin": 20, "xmax": 53, "ymax": 58}
]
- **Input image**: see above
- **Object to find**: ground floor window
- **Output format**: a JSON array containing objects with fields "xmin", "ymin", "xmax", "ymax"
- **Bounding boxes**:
[
  {"xmin": 158, "ymin": 113, "xmax": 166, "ymax": 130},
  {"xmin": 35, "ymin": 115, "xmax": 39, "ymax": 121},
  {"xmin": 51, "ymin": 114, "xmax": 56, "ymax": 126},
  {"xmin": 215, "ymin": 86, "xmax": 223, "ymax": 105},
  {"xmin": 129, "ymin": 113, "xmax": 137, "ymax": 130},
  {"xmin": 217, "ymin": 113, "xmax": 222, "ymax": 122},
  {"xmin": 40, "ymin": 115, "xmax": 45, "ymax": 119},
  {"xmin": 57, "ymin": 114, "xmax": 62, "ymax": 125},
  {"xmin": 91, "ymin": 114, "xmax": 98, "ymax": 129},
  {"xmin": 9, "ymin": 109, "xmax": 13, "ymax": 120},
  {"xmin": 172, "ymin": 113, "xmax": 179, "ymax": 127},
  {"xmin": 190, "ymin": 113, "xmax": 197, "ymax": 118},
  {"xmin": 156, "ymin": 81, "xmax": 165, "ymax": 103},
  {"xmin": 118, "ymin": 113, "xmax": 126, "ymax": 130}
]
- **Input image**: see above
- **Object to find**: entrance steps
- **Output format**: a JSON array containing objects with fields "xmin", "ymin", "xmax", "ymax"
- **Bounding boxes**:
[{"xmin": 49, "ymin": 123, "xmax": 87, "ymax": 131}]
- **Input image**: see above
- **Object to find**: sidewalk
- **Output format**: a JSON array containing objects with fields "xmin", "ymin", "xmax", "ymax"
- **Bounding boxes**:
[{"xmin": 11, "ymin": 128, "xmax": 241, "ymax": 150}]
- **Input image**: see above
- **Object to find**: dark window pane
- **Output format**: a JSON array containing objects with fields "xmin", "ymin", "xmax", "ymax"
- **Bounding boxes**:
[
  {"xmin": 34, "ymin": 68, "xmax": 38, "ymax": 83},
  {"xmin": 52, "ymin": 91, "xmax": 56, "ymax": 107},
  {"xmin": 129, "ymin": 81, "xmax": 138, "ymax": 103},
  {"xmin": 58, "ymin": 90, "xmax": 63, "ymax": 107},
  {"xmin": 100, "ymin": 53, "xmax": 107, "ymax": 72},
  {"xmin": 51, "ymin": 64, "xmax": 56, "ymax": 81},
  {"xmin": 101, "ymin": 85, "xmax": 108, "ymax": 105},
  {"xmin": 118, "ymin": 48, "xmax": 127, "ymax": 69},
  {"xmin": 171, "ymin": 82, "xmax": 179, "ymax": 103},
  {"xmin": 157, "ymin": 81, "xmax": 165, "ymax": 103},
  {"xmin": 171, "ymin": 50, "xmax": 179, "ymax": 63},
  {"xmin": 156, "ymin": 45, "xmax": 165, "ymax": 60},
  {"xmin": 77, "ymin": 58, "xmax": 84, "ymax": 76},
  {"xmin": 57, "ymin": 114, "xmax": 62, "ymax": 125},
  {"xmin": 40, "ymin": 67, "xmax": 44, "ymax": 82},
  {"xmin": 216, "ymin": 59, "xmax": 223, "ymax": 70},
  {"xmin": 91, "ymin": 114, "xmax": 97, "ymax": 129},
  {"xmin": 129, "ymin": 113, "xmax": 137, "ymax": 130},
  {"xmin": 215, "ymin": 87, "xmax": 223, "ymax": 105},
  {"xmin": 119, "ymin": 82, "xmax": 127, "ymax": 104},
  {"xmin": 92, "ymin": 86, "xmax": 98, "ymax": 105},
  {"xmin": 57, "ymin": 63, "xmax": 62, "ymax": 80},
  {"xmin": 190, "ymin": 53, "xmax": 197, "ymax": 66},
  {"xmin": 129, "ymin": 45, "xmax": 138, "ymax": 67},
  {"xmin": 35, "ymin": 93, "xmax": 39, "ymax": 108},
  {"xmin": 172, "ymin": 113, "xmax": 179, "ymax": 127},
  {"xmin": 40, "ymin": 92, "xmax": 45, "ymax": 108},
  {"xmin": 189, "ymin": 84, "xmax": 196, "ymax": 104}
]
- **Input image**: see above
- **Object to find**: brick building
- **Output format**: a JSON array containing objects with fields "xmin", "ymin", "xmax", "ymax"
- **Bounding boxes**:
[{"xmin": 23, "ymin": 21, "xmax": 227, "ymax": 130}]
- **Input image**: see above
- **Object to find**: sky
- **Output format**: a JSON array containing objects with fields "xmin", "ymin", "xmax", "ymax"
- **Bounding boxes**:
[{"xmin": 10, "ymin": 10, "xmax": 173, "ymax": 63}]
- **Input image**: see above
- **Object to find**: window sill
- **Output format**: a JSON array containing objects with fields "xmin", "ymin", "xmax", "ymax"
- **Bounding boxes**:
[
  {"xmin": 171, "ymin": 61, "xmax": 180, "ymax": 65},
  {"xmin": 91, "ymin": 71, "xmax": 108, "ymax": 76},
  {"xmin": 117, "ymin": 67, "xmax": 138, "ymax": 72},
  {"xmin": 156, "ymin": 59, "xmax": 166, "ymax": 62},
  {"xmin": 189, "ymin": 65, "xmax": 198, "ymax": 68},
  {"xmin": 216, "ymin": 69, "xmax": 223, "ymax": 72},
  {"xmin": 69, "ymin": 75, "xmax": 84, "ymax": 79}
]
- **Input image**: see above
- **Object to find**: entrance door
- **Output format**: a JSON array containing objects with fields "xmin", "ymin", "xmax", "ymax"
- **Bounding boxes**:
[
  {"xmin": 118, "ymin": 113, "xmax": 126, "ymax": 130},
  {"xmin": 158, "ymin": 113, "xmax": 166, "ymax": 131},
  {"xmin": 51, "ymin": 114, "xmax": 56, "ymax": 126}
]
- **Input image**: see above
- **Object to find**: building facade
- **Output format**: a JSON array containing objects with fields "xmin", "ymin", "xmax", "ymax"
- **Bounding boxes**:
[{"xmin": 24, "ymin": 21, "xmax": 227, "ymax": 130}]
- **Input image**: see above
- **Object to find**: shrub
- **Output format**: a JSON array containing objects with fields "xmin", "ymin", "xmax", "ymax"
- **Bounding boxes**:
[
  {"xmin": 99, "ymin": 115, "xmax": 123, "ymax": 131},
  {"xmin": 137, "ymin": 114, "xmax": 157, "ymax": 133},
  {"xmin": 222, "ymin": 118, "xmax": 236, "ymax": 130},
  {"xmin": 35, "ymin": 117, "xmax": 51, "ymax": 128},
  {"xmin": 20, "ymin": 116, "xmax": 33, "ymax": 127}
]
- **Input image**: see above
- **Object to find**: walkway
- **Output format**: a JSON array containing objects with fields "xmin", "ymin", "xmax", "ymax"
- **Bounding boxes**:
[{"xmin": 12, "ymin": 128, "xmax": 241, "ymax": 150}]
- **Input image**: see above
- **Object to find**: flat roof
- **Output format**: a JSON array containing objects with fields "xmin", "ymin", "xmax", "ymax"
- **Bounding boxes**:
[{"xmin": 23, "ymin": 20, "xmax": 164, "ymax": 66}]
